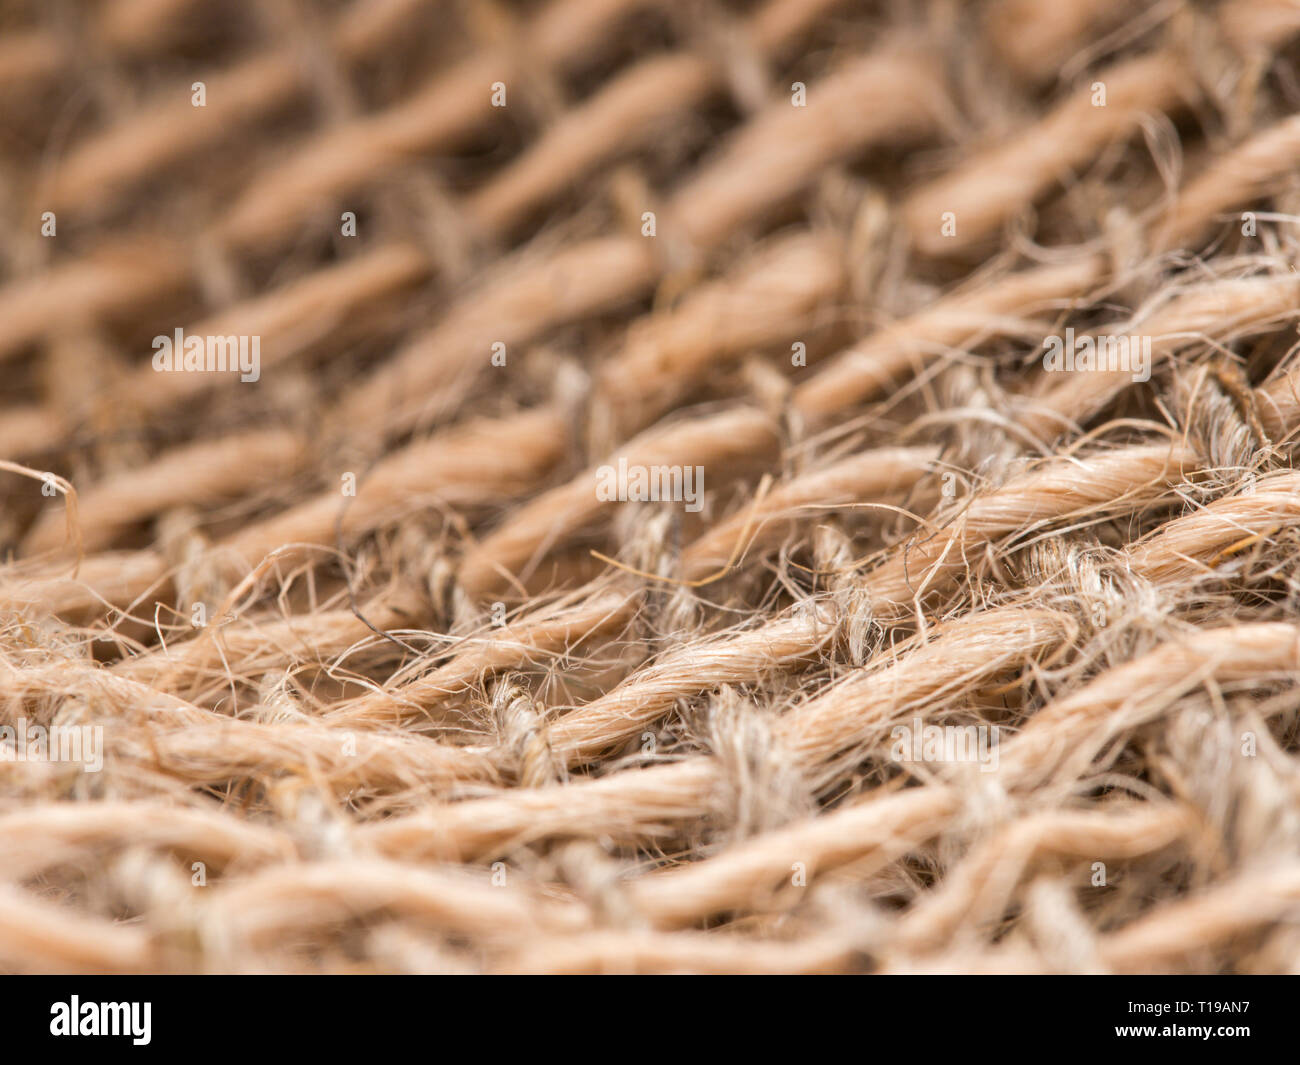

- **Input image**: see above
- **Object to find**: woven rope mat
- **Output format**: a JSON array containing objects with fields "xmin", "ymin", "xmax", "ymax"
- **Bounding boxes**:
[{"xmin": 3, "ymin": 0, "xmax": 1300, "ymax": 973}]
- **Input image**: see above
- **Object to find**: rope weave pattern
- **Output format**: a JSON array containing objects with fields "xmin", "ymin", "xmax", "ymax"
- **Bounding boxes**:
[{"xmin": 3, "ymin": 0, "xmax": 1300, "ymax": 973}]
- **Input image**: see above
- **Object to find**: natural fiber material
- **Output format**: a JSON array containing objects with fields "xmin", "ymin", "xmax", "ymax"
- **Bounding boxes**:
[{"xmin": 3, "ymin": 0, "xmax": 1300, "ymax": 974}]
